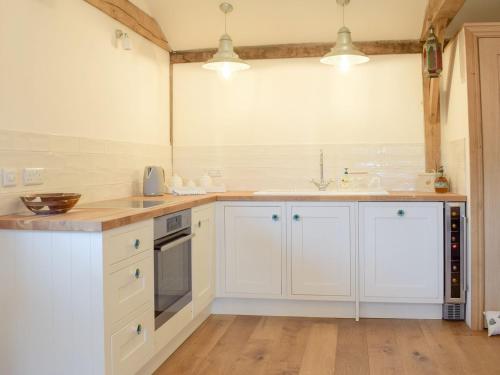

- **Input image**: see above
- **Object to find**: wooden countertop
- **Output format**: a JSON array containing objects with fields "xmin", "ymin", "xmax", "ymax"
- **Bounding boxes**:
[{"xmin": 0, "ymin": 191, "xmax": 466, "ymax": 232}]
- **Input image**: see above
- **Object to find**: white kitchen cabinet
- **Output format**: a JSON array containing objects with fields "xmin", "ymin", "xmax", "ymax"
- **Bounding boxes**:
[
  {"xmin": 223, "ymin": 205, "xmax": 285, "ymax": 296},
  {"xmin": 0, "ymin": 220, "xmax": 156, "ymax": 375},
  {"xmin": 289, "ymin": 203, "xmax": 355, "ymax": 300},
  {"xmin": 359, "ymin": 202, "xmax": 444, "ymax": 303},
  {"xmin": 192, "ymin": 203, "xmax": 216, "ymax": 316}
]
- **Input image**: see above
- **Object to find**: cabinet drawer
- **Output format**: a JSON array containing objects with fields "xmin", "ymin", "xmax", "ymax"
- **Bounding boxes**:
[
  {"xmin": 105, "ymin": 222, "xmax": 153, "ymax": 266},
  {"xmin": 111, "ymin": 307, "xmax": 154, "ymax": 375},
  {"xmin": 109, "ymin": 255, "xmax": 154, "ymax": 323}
]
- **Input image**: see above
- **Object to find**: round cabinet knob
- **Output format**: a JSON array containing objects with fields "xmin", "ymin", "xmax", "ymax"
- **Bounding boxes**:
[
  {"xmin": 134, "ymin": 268, "xmax": 141, "ymax": 279},
  {"xmin": 452, "ymin": 265, "xmax": 458, "ymax": 271},
  {"xmin": 134, "ymin": 239, "xmax": 141, "ymax": 249},
  {"xmin": 397, "ymin": 209, "xmax": 405, "ymax": 217},
  {"xmin": 136, "ymin": 324, "xmax": 142, "ymax": 335},
  {"xmin": 272, "ymin": 214, "xmax": 280, "ymax": 221},
  {"xmin": 452, "ymin": 211, "xmax": 458, "ymax": 217},
  {"xmin": 452, "ymin": 278, "xmax": 458, "ymax": 284},
  {"xmin": 452, "ymin": 223, "xmax": 457, "ymax": 230},
  {"xmin": 293, "ymin": 214, "xmax": 300, "ymax": 221}
]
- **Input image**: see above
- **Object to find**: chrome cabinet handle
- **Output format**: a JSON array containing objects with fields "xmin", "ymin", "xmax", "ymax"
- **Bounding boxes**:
[
  {"xmin": 134, "ymin": 239, "xmax": 141, "ymax": 249},
  {"xmin": 136, "ymin": 324, "xmax": 142, "ymax": 335},
  {"xmin": 134, "ymin": 268, "xmax": 141, "ymax": 279},
  {"xmin": 293, "ymin": 214, "xmax": 300, "ymax": 221},
  {"xmin": 397, "ymin": 209, "xmax": 405, "ymax": 217},
  {"xmin": 272, "ymin": 214, "xmax": 280, "ymax": 221}
]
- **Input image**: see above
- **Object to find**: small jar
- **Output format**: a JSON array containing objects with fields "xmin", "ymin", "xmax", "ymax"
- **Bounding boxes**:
[{"xmin": 434, "ymin": 166, "xmax": 449, "ymax": 193}]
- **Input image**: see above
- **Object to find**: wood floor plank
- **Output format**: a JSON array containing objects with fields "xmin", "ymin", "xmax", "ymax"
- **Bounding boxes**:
[
  {"xmin": 264, "ymin": 317, "xmax": 314, "ymax": 375},
  {"xmin": 333, "ymin": 319, "xmax": 370, "ymax": 375},
  {"xmin": 419, "ymin": 320, "xmax": 475, "ymax": 375},
  {"xmin": 298, "ymin": 322, "xmax": 338, "ymax": 375},
  {"xmin": 192, "ymin": 315, "xmax": 262, "ymax": 375},
  {"xmin": 154, "ymin": 315, "xmax": 236, "ymax": 375},
  {"xmin": 156, "ymin": 315, "xmax": 499, "ymax": 375},
  {"xmin": 365, "ymin": 319, "xmax": 405, "ymax": 375},
  {"xmin": 394, "ymin": 319, "xmax": 440, "ymax": 375},
  {"xmin": 227, "ymin": 338, "xmax": 275, "ymax": 375}
]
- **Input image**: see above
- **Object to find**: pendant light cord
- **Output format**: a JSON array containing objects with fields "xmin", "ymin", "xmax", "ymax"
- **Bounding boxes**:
[
  {"xmin": 224, "ymin": 11, "xmax": 227, "ymax": 34},
  {"xmin": 342, "ymin": 3, "xmax": 345, "ymax": 27}
]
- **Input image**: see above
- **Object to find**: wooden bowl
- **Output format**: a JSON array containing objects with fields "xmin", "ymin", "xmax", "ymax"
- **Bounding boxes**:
[{"xmin": 20, "ymin": 193, "xmax": 81, "ymax": 215}]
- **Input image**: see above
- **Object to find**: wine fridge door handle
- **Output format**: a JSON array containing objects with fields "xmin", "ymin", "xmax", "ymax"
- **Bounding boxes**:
[{"xmin": 461, "ymin": 214, "xmax": 468, "ymax": 294}]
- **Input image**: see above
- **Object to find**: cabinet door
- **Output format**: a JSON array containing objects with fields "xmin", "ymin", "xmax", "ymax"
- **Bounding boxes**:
[
  {"xmin": 359, "ymin": 203, "xmax": 443, "ymax": 303},
  {"xmin": 192, "ymin": 204, "xmax": 216, "ymax": 316},
  {"xmin": 225, "ymin": 206, "xmax": 284, "ymax": 296},
  {"xmin": 290, "ymin": 205, "xmax": 354, "ymax": 299}
]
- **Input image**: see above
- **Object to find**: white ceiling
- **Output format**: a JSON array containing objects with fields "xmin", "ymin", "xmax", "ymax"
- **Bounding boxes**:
[
  {"xmin": 145, "ymin": 0, "xmax": 428, "ymax": 51},
  {"xmin": 446, "ymin": 0, "xmax": 500, "ymax": 38}
]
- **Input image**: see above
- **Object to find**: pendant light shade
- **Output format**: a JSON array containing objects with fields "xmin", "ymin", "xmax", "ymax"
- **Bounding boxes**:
[
  {"xmin": 320, "ymin": 26, "xmax": 369, "ymax": 66},
  {"xmin": 203, "ymin": 3, "xmax": 250, "ymax": 79},
  {"xmin": 321, "ymin": 0, "xmax": 369, "ymax": 69}
]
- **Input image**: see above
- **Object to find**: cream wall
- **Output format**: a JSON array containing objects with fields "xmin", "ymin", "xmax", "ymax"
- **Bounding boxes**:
[
  {"xmin": 440, "ymin": 32, "xmax": 470, "ymax": 196},
  {"xmin": 174, "ymin": 55, "xmax": 424, "ymax": 146},
  {"xmin": 0, "ymin": 0, "xmax": 171, "ymax": 214},
  {"xmin": 173, "ymin": 55, "xmax": 426, "ymax": 190}
]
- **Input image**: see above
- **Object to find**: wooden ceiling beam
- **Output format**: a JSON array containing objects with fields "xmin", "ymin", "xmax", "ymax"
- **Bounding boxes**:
[
  {"xmin": 421, "ymin": 0, "xmax": 465, "ymax": 40},
  {"xmin": 171, "ymin": 40, "xmax": 423, "ymax": 64},
  {"xmin": 84, "ymin": 0, "xmax": 171, "ymax": 52}
]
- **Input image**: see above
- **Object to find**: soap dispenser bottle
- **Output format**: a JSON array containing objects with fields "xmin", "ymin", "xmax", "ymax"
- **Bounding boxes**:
[{"xmin": 340, "ymin": 168, "xmax": 351, "ymax": 190}]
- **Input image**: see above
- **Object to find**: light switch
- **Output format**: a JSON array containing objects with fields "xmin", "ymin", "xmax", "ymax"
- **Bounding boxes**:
[{"xmin": 2, "ymin": 168, "xmax": 17, "ymax": 187}]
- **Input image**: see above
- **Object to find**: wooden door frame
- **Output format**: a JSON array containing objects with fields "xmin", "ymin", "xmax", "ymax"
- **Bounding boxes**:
[{"xmin": 463, "ymin": 23, "xmax": 500, "ymax": 330}]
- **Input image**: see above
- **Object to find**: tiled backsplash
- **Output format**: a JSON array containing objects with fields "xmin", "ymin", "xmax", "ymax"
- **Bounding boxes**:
[
  {"xmin": 173, "ymin": 144, "xmax": 425, "ymax": 191},
  {"xmin": 0, "ymin": 130, "xmax": 171, "ymax": 215}
]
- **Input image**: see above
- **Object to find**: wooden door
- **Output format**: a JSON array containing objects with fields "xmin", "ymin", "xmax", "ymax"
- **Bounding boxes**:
[
  {"xmin": 290, "ymin": 205, "xmax": 354, "ymax": 299},
  {"xmin": 359, "ymin": 202, "xmax": 443, "ymax": 303},
  {"xmin": 479, "ymin": 38, "xmax": 500, "ymax": 311},
  {"xmin": 224, "ymin": 206, "xmax": 284, "ymax": 296}
]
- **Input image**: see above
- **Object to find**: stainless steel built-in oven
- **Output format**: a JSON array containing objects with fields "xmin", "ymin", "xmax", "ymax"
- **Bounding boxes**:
[
  {"xmin": 443, "ymin": 202, "xmax": 467, "ymax": 320},
  {"xmin": 153, "ymin": 209, "xmax": 194, "ymax": 330}
]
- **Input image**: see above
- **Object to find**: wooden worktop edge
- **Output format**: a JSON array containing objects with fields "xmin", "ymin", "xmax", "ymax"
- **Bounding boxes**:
[{"xmin": 0, "ymin": 191, "xmax": 466, "ymax": 232}]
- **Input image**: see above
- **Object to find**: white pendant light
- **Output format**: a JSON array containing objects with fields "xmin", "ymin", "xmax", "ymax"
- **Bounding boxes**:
[
  {"xmin": 203, "ymin": 3, "xmax": 250, "ymax": 79},
  {"xmin": 321, "ymin": 0, "xmax": 369, "ymax": 70}
]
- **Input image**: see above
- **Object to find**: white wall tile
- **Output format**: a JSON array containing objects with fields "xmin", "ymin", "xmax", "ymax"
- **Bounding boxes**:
[
  {"xmin": 0, "ymin": 130, "xmax": 171, "ymax": 215},
  {"xmin": 172, "ymin": 143, "xmax": 425, "ymax": 191}
]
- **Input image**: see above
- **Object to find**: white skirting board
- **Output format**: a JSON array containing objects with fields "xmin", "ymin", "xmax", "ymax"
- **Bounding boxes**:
[{"xmin": 211, "ymin": 298, "xmax": 443, "ymax": 320}]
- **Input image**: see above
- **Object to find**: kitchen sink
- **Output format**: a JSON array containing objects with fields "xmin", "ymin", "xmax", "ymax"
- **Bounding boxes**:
[{"xmin": 253, "ymin": 190, "xmax": 389, "ymax": 196}]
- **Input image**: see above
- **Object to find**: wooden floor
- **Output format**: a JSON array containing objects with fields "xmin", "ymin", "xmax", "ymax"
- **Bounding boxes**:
[{"xmin": 154, "ymin": 315, "xmax": 500, "ymax": 375}]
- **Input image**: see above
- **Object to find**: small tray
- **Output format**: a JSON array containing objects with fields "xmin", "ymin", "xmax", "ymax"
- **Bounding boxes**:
[{"xmin": 20, "ymin": 193, "xmax": 81, "ymax": 215}]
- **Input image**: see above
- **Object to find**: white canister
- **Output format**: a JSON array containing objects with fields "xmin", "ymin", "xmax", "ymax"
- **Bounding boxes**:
[{"xmin": 199, "ymin": 174, "xmax": 213, "ymax": 188}]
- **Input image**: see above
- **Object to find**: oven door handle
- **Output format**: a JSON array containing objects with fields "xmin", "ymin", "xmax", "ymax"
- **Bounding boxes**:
[{"xmin": 156, "ymin": 233, "xmax": 195, "ymax": 252}]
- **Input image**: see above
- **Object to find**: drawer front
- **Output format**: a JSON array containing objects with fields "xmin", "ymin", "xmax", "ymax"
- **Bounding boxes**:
[
  {"xmin": 106, "ymin": 223, "xmax": 153, "ymax": 266},
  {"xmin": 111, "ymin": 307, "xmax": 154, "ymax": 375},
  {"xmin": 109, "ymin": 255, "xmax": 154, "ymax": 323}
]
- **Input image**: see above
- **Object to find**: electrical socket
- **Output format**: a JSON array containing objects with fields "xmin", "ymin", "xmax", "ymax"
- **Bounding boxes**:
[
  {"xmin": 2, "ymin": 168, "xmax": 17, "ymax": 187},
  {"xmin": 23, "ymin": 168, "xmax": 44, "ymax": 186},
  {"xmin": 207, "ymin": 168, "xmax": 223, "ymax": 178}
]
